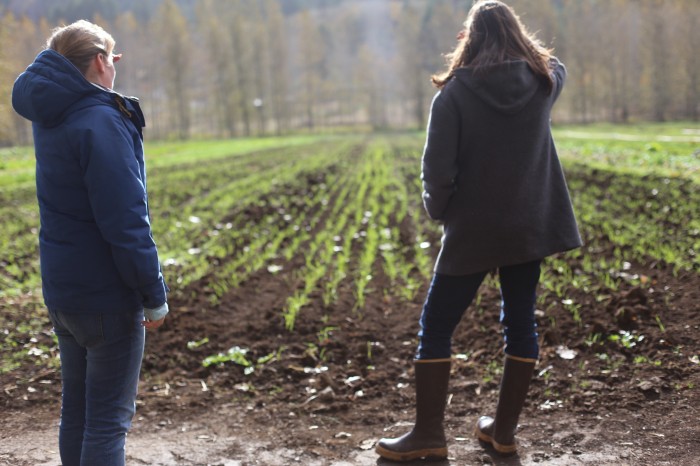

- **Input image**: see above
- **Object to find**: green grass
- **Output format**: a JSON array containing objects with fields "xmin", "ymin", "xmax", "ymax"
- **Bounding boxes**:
[
  {"xmin": 144, "ymin": 134, "xmax": 340, "ymax": 166},
  {"xmin": 553, "ymin": 123, "xmax": 700, "ymax": 180},
  {"xmin": 555, "ymin": 121, "xmax": 700, "ymax": 137},
  {"xmin": 0, "ymin": 134, "xmax": 337, "ymax": 188}
]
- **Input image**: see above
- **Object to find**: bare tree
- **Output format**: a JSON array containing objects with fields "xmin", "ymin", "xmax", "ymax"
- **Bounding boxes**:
[
  {"xmin": 641, "ymin": 0, "xmax": 672, "ymax": 121},
  {"xmin": 678, "ymin": 0, "xmax": 700, "ymax": 120},
  {"xmin": 392, "ymin": 3, "xmax": 426, "ymax": 129},
  {"xmin": 298, "ymin": 9, "xmax": 324, "ymax": 130},
  {"xmin": 248, "ymin": 4, "xmax": 269, "ymax": 136},
  {"xmin": 2, "ymin": 0, "xmax": 699, "ymax": 140},
  {"xmin": 229, "ymin": 10, "xmax": 254, "ymax": 137},
  {"xmin": 196, "ymin": 0, "xmax": 238, "ymax": 137},
  {"xmin": 152, "ymin": 0, "xmax": 191, "ymax": 139},
  {"xmin": 0, "ymin": 11, "xmax": 17, "ymax": 145},
  {"xmin": 1, "ymin": 12, "xmax": 43, "ymax": 145},
  {"xmin": 263, "ymin": 0, "xmax": 290, "ymax": 135}
]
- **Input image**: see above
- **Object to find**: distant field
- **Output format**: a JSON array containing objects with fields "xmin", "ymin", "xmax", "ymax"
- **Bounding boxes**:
[
  {"xmin": 0, "ymin": 135, "xmax": 333, "ymax": 188},
  {"xmin": 553, "ymin": 123, "xmax": 700, "ymax": 180},
  {"xmin": 0, "ymin": 124, "xmax": 698, "ymax": 373}
]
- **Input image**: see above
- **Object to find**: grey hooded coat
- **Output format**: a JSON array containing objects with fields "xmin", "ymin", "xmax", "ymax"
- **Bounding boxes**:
[{"xmin": 422, "ymin": 58, "xmax": 582, "ymax": 275}]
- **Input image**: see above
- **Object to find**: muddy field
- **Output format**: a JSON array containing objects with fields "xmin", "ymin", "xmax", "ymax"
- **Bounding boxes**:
[
  {"xmin": 2, "ymin": 246, "xmax": 699, "ymax": 465},
  {"xmin": 1, "ymin": 138, "xmax": 699, "ymax": 465}
]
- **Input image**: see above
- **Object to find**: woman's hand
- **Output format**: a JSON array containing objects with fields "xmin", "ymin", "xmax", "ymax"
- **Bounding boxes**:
[
  {"xmin": 143, "ymin": 317, "xmax": 166, "ymax": 331},
  {"xmin": 143, "ymin": 302, "xmax": 169, "ymax": 330}
]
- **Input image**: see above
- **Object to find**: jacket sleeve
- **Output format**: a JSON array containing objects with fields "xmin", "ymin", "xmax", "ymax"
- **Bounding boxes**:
[
  {"xmin": 550, "ymin": 57, "xmax": 567, "ymax": 101},
  {"xmin": 78, "ymin": 109, "xmax": 167, "ymax": 309},
  {"xmin": 421, "ymin": 91, "xmax": 460, "ymax": 221}
]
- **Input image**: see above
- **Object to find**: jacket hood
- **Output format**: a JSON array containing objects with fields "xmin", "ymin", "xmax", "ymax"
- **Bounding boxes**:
[
  {"xmin": 454, "ymin": 60, "xmax": 540, "ymax": 115},
  {"xmin": 12, "ymin": 49, "xmax": 110, "ymax": 127}
]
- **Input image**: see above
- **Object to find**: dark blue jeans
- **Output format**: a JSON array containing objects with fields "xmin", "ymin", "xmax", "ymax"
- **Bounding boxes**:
[
  {"xmin": 417, "ymin": 260, "xmax": 541, "ymax": 360},
  {"xmin": 48, "ymin": 309, "xmax": 145, "ymax": 466}
]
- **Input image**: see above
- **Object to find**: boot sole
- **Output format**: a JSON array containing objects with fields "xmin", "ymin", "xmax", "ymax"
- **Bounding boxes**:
[
  {"xmin": 375, "ymin": 444, "xmax": 448, "ymax": 462},
  {"xmin": 474, "ymin": 426, "xmax": 517, "ymax": 456}
]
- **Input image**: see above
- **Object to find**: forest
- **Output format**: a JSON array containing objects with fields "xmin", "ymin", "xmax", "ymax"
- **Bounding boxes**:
[{"xmin": 0, "ymin": 0, "xmax": 698, "ymax": 145}]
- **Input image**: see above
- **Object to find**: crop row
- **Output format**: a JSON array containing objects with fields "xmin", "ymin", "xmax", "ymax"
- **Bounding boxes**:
[
  {"xmin": 381, "ymin": 137, "xmax": 698, "ymax": 337},
  {"xmin": 1, "ymin": 135, "xmax": 696, "ymax": 333},
  {"xmin": 0, "ymin": 139, "xmax": 341, "ymax": 297},
  {"xmin": 535, "ymin": 158, "xmax": 698, "ymax": 329}
]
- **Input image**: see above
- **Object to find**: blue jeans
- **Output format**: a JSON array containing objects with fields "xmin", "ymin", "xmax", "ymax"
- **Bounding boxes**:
[
  {"xmin": 48, "ymin": 309, "xmax": 145, "ymax": 466},
  {"xmin": 417, "ymin": 260, "xmax": 541, "ymax": 360}
]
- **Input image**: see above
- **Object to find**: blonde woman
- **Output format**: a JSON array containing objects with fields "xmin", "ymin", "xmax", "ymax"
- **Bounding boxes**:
[
  {"xmin": 12, "ymin": 20, "xmax": 168, "ymax": 465},
  {"xmin": 376, "ymin": 1, "xmax": 581, "ymax": 461}
]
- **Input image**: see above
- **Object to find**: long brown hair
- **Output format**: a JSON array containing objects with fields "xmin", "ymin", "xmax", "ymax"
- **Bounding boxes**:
[{"xmin": 432, "ymin": 0, "xmax": 554, "ymax": 91}]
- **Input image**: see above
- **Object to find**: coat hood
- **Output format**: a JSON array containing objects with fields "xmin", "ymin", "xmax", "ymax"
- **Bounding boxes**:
[
  {"xmin": 12, "ymin": 49, "xmax": 110, "ymax": 127},
  {"xmin": 454, "ymin": 60, "xmax": 540, "ymax": 115}
]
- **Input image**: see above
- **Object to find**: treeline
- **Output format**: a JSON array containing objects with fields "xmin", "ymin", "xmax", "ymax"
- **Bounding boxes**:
[{"xmin": 0, "ymin": 0, "xmax": 698, "ymax": 145}]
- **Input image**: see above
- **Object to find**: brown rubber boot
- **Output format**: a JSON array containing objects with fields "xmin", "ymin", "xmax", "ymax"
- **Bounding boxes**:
[
  {"xmin": 475, "ymin": 355, "xmax": 536, "ymax": 455},
  {"xmin": 376, "ymin": 359, "xmax": 451, "ymax": 462}
]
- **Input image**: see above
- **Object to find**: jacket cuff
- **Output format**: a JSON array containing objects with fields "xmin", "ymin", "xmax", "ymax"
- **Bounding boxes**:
[
  {"xmin": 144, "ymin": 302, "xmax": 169, "ymax": 321},
  {"xmin": 140, "ymin": 278, "xmax": 168, "ymax": 309}
]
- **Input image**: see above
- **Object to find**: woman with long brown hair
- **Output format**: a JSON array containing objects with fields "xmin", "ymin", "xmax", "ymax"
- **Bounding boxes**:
[{"xmin": 376, "ymin": 1, "xmax": 581, "ymax": 461}]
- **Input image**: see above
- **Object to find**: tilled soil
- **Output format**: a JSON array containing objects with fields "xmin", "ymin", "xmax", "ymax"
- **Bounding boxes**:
[
  {"xmin": 1, "ymin": 158, "xmax": 699, "ymax": 465},
  {"xmin": 2, "ymin": 250, "xmax": 699, "ymax": 465}
]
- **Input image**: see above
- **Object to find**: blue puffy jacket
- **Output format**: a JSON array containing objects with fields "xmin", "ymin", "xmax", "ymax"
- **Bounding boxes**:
[{"xmin": 12, "ymin": 50, "xmax": 167, "ymax": 313}]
